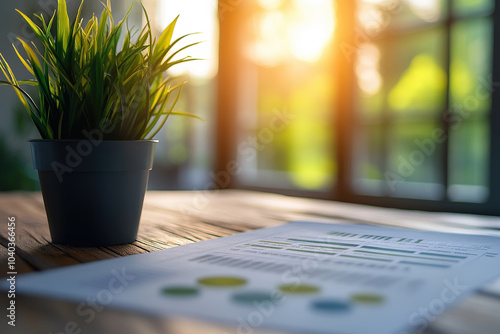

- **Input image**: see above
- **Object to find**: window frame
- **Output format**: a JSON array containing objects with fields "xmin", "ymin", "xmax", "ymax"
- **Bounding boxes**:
[{"xmin": 216, "ymin": 0, "xmax": 500, "ymax": 216}]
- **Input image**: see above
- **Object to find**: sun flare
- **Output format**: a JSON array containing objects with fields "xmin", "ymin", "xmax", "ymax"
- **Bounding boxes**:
[{"xmin": 249, "ymin": 0, "xmax": 335, "ymax": 66}]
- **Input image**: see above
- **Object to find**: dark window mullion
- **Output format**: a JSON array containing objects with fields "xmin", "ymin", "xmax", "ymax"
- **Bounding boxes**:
[
  {"xmin": 380, "ymin": 50, "xmax": 391, "ymax": 196},
  {"xmin": 489, "ymin": 3, "xmax": 500, "ymax": 208},
  {"xmin": 441, "ymin": 0, "xmax": 453, "ymax": 201}
]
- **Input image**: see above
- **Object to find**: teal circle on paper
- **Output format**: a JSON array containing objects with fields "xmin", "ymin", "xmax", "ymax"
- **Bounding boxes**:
[
  {"xmin": 161, "ymin": 286, "xmax": 199, "ymax": 297},
  {"xmin": 311, "ymin": 299, "xmax": 351, "ymax": 312},
  {"xmin": 232, "ymin": 291, "xmax": 274, "ymax": 304}
]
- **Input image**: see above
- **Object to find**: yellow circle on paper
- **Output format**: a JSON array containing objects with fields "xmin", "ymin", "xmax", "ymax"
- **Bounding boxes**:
[
  {"xmin": 351, "ymin": 293, "xmax": 385, "ymax": 304},
  {"xmin": 198, "ymin": 276, "xmax": 247, "ymax": 287},
  {"xmin": 278, "ymin": 284, "xmax": 320, "ymax": 294}
]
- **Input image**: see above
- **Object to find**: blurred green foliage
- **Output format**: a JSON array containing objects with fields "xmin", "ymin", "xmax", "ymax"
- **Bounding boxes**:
[{"xmin": 0, "ymin": 135, "xmax": 39, "ymax": 190}]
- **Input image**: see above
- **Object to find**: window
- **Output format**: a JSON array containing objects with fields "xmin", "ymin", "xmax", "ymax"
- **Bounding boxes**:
[
  {"xmin": 217, "ymin": 0, "xmax": 500, "ymax": 215},
  {"xmin": 218, "ymin": 0, "xmax": 337, "ymax": 196},
  {"xmin": 236, "ymin": 0, "xmax": 337, "ymax": 192},
  {"xmin": 353, "ymin": 0, "xmax": 494, "ymax": 203},
  {"xmin": 142, "ymin": 0, "xmax": 219, "ymax": 190}
]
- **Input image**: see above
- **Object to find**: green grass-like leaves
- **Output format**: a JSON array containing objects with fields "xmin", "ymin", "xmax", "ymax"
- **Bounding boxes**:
[{"xmin": 0, "ymin": 0, "xmax": 201, "ymax": 139}]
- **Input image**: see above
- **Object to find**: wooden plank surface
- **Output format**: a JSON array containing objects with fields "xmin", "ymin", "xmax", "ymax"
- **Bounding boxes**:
[
  {"xmin": 1, "ymin": 190, "xmax": 500, "ymax": 334},
  {"xmin": 1, "ymin": 189, "xmax": 500, "ymax": 275},
  {"xmin": 0, "ymin": 190, "xmax": 284, "ymax": 274}
]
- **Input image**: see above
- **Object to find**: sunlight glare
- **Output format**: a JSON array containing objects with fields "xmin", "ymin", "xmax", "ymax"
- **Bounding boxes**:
[
  {"xmin": 406, "ymin": 0, "xmax": 441, "ymax": 22},
  {"xmin": 156, "ymin": 0, "xmax": 218, "ymax": 80},
  {"xmin": 359, "ymin": 0, "xmax": 395, "ymax": 4},
  {"xmin": 257, "ymin": 0, "xmax": 283, "ymax": 10},
  {"xmin": 254, "ymin": 11, "xmax": 288, "ymax": 66},
  {"xmin": 357, "ymin": 4, "xmax": 387, "ymax": 35},
  {"xmin": 249, "ymin": 0, "xmax": 335, "ymax": 66},
  {"xmin": 288, "ymin": 0, "xmax": 335, "ymax": 63},
  {"xmin": 356, "ymin": 44, "xmax": 382, "ymax": 95}
]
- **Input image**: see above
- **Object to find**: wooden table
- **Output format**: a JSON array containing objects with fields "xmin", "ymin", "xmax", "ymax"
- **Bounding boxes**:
[{"xmin": 1, "ymin": 190, "xmax": 500, "ymax": 334}]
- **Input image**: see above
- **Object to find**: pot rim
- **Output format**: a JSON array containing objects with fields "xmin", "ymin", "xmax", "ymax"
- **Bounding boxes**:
[{"xmin": 29, "ymin": 138, "xmax": 158, "ymax": 172}]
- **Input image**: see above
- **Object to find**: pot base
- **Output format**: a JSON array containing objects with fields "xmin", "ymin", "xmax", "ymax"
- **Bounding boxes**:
[{"xmin": 39, "ymin": 170, "xmax": 149, "ymax": 247}]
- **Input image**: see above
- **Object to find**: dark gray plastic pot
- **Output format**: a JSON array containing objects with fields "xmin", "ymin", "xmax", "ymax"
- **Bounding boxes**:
[{"xmin": 29, "ymin": 139, "xmax": 158, "ymax": 247}]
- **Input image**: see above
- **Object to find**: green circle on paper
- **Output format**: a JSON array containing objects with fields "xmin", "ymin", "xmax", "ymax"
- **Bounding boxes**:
[
  {"xmin": 351, "ymin": 293, "xmax": 384, "ymax": 304},
  {"xmin": 198, "ymin": 276, "xmax": 247, "ymax": 287},
  {"xmin": 161, "ymin": 286, "xmax": 199, "ymax": 297},
  {"xmin": 232, "ymin": 291, "xmax": 273, "ymax": 304},
  {"xmin": 278, "ymin": 284, "xmax": 320, "ymax": 294}
]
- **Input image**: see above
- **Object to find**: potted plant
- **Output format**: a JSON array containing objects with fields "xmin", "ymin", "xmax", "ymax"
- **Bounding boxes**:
[{"xmin": 0, "ymin": 0, "xmax": 200, "ymax": 246}]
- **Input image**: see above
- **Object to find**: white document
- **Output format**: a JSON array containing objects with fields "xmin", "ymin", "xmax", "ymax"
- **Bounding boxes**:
[{"xmin": 14, "ymin": 221, "xmax": 500, "ymax": 334}]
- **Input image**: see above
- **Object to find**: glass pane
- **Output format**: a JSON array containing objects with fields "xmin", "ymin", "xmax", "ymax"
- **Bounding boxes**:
[
  {"xmin": 449, "ymin": 18, "xmax": 492, "ymax": 116},
  {"xmin": 381, "ymin": 28, "xmax": 447, "ymax": 118},
  {"xmin": 448, "ymin": 120, "xmax": 489, "ymax": 202},
  {"xmin": 453, "ymin": 0, "xmax": 494, "ymax": 16},
  {"xmin": 356, "ymin": 125, "xmax": 384, "ymax": 181},
  {"xmin": 357, "ymin": 0, "xmax": 447, "ymax": 35},
  {"xmin": 353, "ymin": 124, "xmax": 384, "ymax": 195},
  {"xmin": 239, "ymin": 0, "xmax": 336, "ymax": 191},
  {"xmin": 144, "ymin": 0, "xmax": 218, "ymax": 190},
  {"xmin": 387, "ymin": 121, "xmax": 443, "ymax": 186},
  {"xmin": 356, "ymin": 29, "xmax": 447, "ymax": 120},
  {"xmin": 356, "ymin": 44, "xmax": 384, "ymax": 119},
  {"xmin": 252, "ymin": 66, "xmax": 336, "ymax": 190}
]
